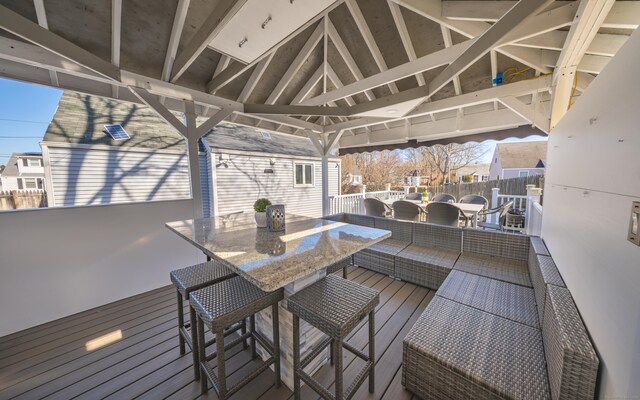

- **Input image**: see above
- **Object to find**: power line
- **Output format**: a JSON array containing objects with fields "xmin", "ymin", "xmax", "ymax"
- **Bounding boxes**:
[
  {"xmin": 0, "ymin": 136, "xmax": 42, "ymax": 139},
  {"xmin": 0, "ymin": 118, "xmax": 50, "ymax": 124}
]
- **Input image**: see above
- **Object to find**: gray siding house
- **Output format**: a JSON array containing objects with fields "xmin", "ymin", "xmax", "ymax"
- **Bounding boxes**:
[
  {"xmin": 489, "ymin": 141, "xmax": 547, "ymax": 180},
  {"xmin": 0, "ymin": 153, "xmax": 45, "ymax": 192},
  {"xmin": 41, "ymin": 91, "xmax": 340, "ymax": 217}
]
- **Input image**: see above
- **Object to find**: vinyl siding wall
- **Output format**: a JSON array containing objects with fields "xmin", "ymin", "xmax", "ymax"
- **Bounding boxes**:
[
  {"xmin": 501, "ymin": 168, "xmax": 545, "ymax": 179},
  {"xmin": 47, "ymin": 146, "xmax": 194, "ymax": 207},
  {"xmin": 212, "ymin": 153, "xmax": 340, "ymax": 217}
]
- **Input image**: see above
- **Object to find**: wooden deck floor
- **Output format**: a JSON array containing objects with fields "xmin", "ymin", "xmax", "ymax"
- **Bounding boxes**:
[{"xmin": 0, "ymin": 267, "xmax": 433, "ymax": 400}]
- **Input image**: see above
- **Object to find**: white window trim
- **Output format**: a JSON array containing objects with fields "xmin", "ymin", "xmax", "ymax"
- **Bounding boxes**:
[
  {"xmin": 21, "ymin": 177, "xmax": 37, "ymax": 189},
  {"xmin": 293, "ymin": 161, "xmax": 315, "ymax": 188},
  {"xmin": 27, "ymin": 158, "xmax": 41, "ymax": 167},
  {"xmin": 518, "ymin": 171, "xmax": 530, "ymax": 177}
]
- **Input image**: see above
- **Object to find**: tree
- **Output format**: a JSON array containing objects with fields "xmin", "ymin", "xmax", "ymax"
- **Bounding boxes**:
[
  {"xmin": 415, "ymin": 143, "xmax": 486, "ymax": 185},
  {"xmin": 340, "ymin": 150, "xmax": 412, "ymax": 192}
]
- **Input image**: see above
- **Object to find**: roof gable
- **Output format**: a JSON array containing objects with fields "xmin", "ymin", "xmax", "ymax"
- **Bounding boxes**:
[
  {"xmin": 1, "ymin": 153, "xmax": 43, "ymax": 178},
  {"xmin": 43, "ymin": 91, "xmax": 186, "ymax": 152},
  {"xmin": 496, "ymin": 141, "xmax": 548, "ymax": 169}
]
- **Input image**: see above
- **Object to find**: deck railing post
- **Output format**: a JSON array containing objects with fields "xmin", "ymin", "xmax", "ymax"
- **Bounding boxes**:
[
  {"xmin": 525, "ymin": 186, "xmax": 543, "ymax": 235},
  {"xmin": 491, "ymin": 188, "xmax": 500, "ymax": 224},
  {"xmin": 385, "ymin": 183, "xmax": 391, "ymax": 200},
  {"xmin": 361, "ymin": 185, "xmax": 367, "ymax": 213}
]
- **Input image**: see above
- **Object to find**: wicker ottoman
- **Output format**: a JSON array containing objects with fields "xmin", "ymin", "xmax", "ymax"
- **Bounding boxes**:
[
  {"xmin": 395, "ymin": 245, "xmax": 459, "ymax": 290},
  {"xmin": 354, "ymin": 239, "xmax": 409, "ymax": 276}
]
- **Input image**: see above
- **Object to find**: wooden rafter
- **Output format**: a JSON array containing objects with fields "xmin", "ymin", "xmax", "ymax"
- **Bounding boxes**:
[
  {"xmin": 162, "ymin": 0, "xmax": 190, "ymax": 81},
  {"xmin": 32, "ymin": 0, "xmax": 58, "ymax": 87}
]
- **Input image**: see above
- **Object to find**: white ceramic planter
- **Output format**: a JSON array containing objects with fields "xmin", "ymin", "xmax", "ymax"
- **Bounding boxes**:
[{"xmin": 254, "ymin": 212, "xmax": 267, "ymax": 228}]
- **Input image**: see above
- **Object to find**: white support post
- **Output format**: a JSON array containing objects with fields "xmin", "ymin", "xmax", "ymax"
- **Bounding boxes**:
[
  {"xmin": 184, "ymin": 102, "xmax": 204, "ymax": 220},
  {"xmin": 385, "ymin": 183, "xmax": 391, "ymax": 199},
  {"xmin": 321, "ymin": 153, "xmax": 329, "ymax": 216},
  {"xmin": 491, "ymin": 187, "xmax": 500, "ymax": 224},
  {"xmin": 525, "ymin": 185, "xmax": 543, "ymax": 234},
  {"xmin": 404, "ymin": 186, "xmax": 410, "ymax": 196},
  {"xmin": 361, "ymin": 185, "xmax": 367, "ymax": 214}
]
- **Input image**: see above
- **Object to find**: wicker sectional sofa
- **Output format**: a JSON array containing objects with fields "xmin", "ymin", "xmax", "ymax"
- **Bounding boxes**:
[{"xmin": 324, "ymin": 213, "xmax": 599, "ymax": 400}]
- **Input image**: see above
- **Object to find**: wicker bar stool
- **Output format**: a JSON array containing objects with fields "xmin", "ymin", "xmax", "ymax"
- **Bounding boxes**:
[
  {"xmin": 190, "ymin": 276, "xmax": 284, "ymax": 399},
  {"xmin": 170, "ymin": 260, "xmax": 237, "ymax": 379},
  {"xmin": 287, "ymin": 274, "xmax": 380, "ymax": 400}
]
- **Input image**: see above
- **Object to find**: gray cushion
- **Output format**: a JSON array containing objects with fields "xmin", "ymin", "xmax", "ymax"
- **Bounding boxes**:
[
  {"xmin": 413, "ymin": 222, "xmax": 462, "ymax": 252},
  {"xmin": 463, "ymin": 229, "xmax": 530, "ymax": 262},
  {"xmin": 454, "ymin": 252, "xmax": 532, "ymax": 287},
  {"xmin": 529, "ymin": 254, "xmax": 566, "ymax": 325}
]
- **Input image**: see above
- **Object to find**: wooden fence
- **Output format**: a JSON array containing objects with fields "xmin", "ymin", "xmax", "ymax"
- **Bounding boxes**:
[
  {"xmin": 415, "ymin": 175, "xmax": 545, "ymax": 206},
  {"xmin": 0, "ymin": 190, "xmax": 48, "ymax": 210}
]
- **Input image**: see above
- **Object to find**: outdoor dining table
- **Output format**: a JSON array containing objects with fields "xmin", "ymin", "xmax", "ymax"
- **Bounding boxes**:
[
  {"xmin": 166, "ymin": 212, "xmax": 391, "ymax": 390},
  {"xmin": 382, "ymin": 199, "xmax": 485, "ymax": 227}
]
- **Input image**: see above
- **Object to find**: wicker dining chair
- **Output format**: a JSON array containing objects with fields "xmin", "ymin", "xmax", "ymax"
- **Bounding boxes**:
[
  {"xmin": 477, "ymin": 201, "xmax": 514, "ymax": 231},
  {"xmin": 404, "ymin": 192, "xmax": 422, "ymax": 200},
  {"xmin": 425, "ymin": 202, "xmax": 467, "ymax": 227},
  {"xmin": 459, "ymin": 194, "xmax": 489, "ymax": 209},
  {"xmin": 392, "ymin": 200, "xmax": 425, "ymax": 221},
  {"xmin": 364, "ymin": 198, "xmax": 391, "ymax": 217},
  {"xmin": 431, "ymin": 193, "xmax": 456, "ymax": 203}
]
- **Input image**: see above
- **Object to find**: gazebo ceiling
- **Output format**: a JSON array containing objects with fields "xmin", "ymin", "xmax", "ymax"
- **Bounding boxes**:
[{"xmin": 0, "ymin": 0, "xmax": 637, "ymax": 151}]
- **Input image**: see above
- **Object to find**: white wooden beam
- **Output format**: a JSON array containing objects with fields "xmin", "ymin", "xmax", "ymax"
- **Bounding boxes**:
[
  {"xmin": 499, "ymin": 95, "xmax": 549, "ymax": 132},
  {"xmin": 513, "ymin": 31, "xmax": 628, "ymax": 57},
  {"xmin": 265, "ymin": 22, "xmax": 323, "ymax": 105},
  {"xmin": 550, "ymin": 0, "xmax": 616, "ymax": 129},
  {"xmin": 292, "ymin": 65, "xmax": 324, "ymax": 105},
  {"xmin": 441, "ymin": 0, "xmax": 640, "ymax": 29},
  {"xmin": 111, "ymin": 0, "xmax": 122, "ymax": 97},
  {"xmin": 170, "ymin": 0, "xmax": 246, "ymax": 82},
  {"xmin": 237, "ymin": 52, "xmax": 274, "ymax": 103},
  {"xmin": 325, "ymin": 64, "xmax": 356, "ymax": 106},
  {"xmin": 128, "ymin": 87, "xmax": 187, "ymax": 135},
  {"xmin": 345, "ymin": 0, "xmax": 399, "ymax": 94},
  {"xmin": 0, "ymin": 4, "xmax": 120, "ymax": 81},
  {"xmin": 162, "ymin": 0, "xmax": 190, "ymax": 81},
  {"xmin": 32, "ymin": 0, "xmax": 58, "ymax": 87},
  {"xmin": 388, "ymin": 0, "xmax": 426, "ymax": 87},
  {"xmin": 440, "ymin": 26, "xmax": 462, "ymax": 96}
]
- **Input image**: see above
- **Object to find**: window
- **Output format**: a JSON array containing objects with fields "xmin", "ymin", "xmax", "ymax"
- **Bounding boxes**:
[
  {"xmin": 494, "ymin": 157, "xmax": 498, "ymax": 163},
  {"xmin": 104, "ymin": 124, "xmax": 130, "ymax": 140},
  {"xmin": 473, "ymin": 175, "xmax": 479, "ymax": 182},
  {"xmin": 27, "ymin": 158, "xmax": 41, "ymax": 167},
  {"xmin": 519, "ymin": 171, "xmax": 529, "ymax": 178},
  {"xmin": 22, "ymin": 178, "xmax": 37, "ymax": 189},
  {"xmin": 482, "ymin": 176, "xmax": 489, "ymax": 182},
  {"xmin": 294, "ymin": 162, "xmax": 314, "ymax": 187}
]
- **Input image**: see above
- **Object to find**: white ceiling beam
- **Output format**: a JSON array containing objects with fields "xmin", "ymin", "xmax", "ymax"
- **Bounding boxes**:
[
  {"xmin": 325, "ymin": 64, "xmax": 356, "ymax": 107},
  {"xmin": 441, "ymin": 0, "xmax": 640, "ymax": 29},
  {"xmin": 388, "ymin": 0, "xmax": 426, "ymax": 87},
  {"xmin": 292, "ymin": 65, "xmax": 324, "ymax": 105},
  {"xmin": 344, "ymin": 0, "xmax": 399, "ymax": 94},
  {"xmin": 440, "ymin": 26, "xmax": 462, "ymax": 96},
  {"xmin": 244, "ymin": 104, "xmax": 350, "ymax": 117},
  {"xmin": 170, "ymin": 0, "xmax": 246, "ymax": 82},
  {"xmin": 236, "ymin": 52, "xmax": 274, "ymax": 103},
  {"xmin": 550, "ymin": 0, "xmax": 616, "ymax": 129},
  {"xmin": 513, "ymin": 31, "xmax": 628, "ymax": 57},
  {"xmin": 265, "ymin": 22, "xmax": 323, "ymax": 105},
  {"xmin": 162, "ymin": 0, "xmax": 190, "ymax": 81},
  {"xmin": 0, "ymin": 4, "xmax": 120, "ymax": 81},
  {"xmin": 355, "ymin": 0, "xmax": 555, "ymax": 117},
  {"xmin": 32, "ymin": 0, "xmax": 58, "ymax": 87},
  {"xmin": 111, "ymin": 0, "xmax": 122, "ymax": 97},
  {"xmin": 339, "ymin": 108, "xmax": 528, "ymax": 148},
  {"xmin": 499, "ymin": 95, "xmax": 549, "ymax": 133},
  {"xmin": 129, "ymin": 87, "xmax": 188, "ymax": 136},
  {"xmin": 327, "ymin": 74, "xmax": 552, "ymax": 132},
  {"xmin": 325, "ymin": 18, "xmax": 376, "ymax": 101},
  {"xmin": 500, "ymin": 46, "xmax": 611, "ymax": 74}
]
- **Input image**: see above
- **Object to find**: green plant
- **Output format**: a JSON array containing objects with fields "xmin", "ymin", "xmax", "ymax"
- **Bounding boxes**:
[{"xmin": 253, "ymin": 198, "xmax": 272, "ymax": 212}]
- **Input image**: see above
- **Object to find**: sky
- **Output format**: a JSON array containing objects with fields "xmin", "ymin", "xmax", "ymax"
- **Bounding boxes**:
[
  {"xmin": 0, "ymin": 78, "xmax": 62, "ymax": 166},
  {"xmin": 0, "ymin": 76, "xmax": 545, "ymax": 166}
]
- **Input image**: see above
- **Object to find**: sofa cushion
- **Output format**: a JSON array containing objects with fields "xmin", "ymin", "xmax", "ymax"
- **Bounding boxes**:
[
  {"xmin": 529, "ymin": 254, "xmax": 566, "ymax": 325},
  {"xmin": 542, "ymin": 285, "xmax": 599, "ymax": 400},
  {"xmin": 463, "ymin": 229, "xmax": 530, "ymax": 262},
  {"xmin": 403, "ymin": 296, "xmax": 550, "ymax": 400},
  {"xmin": 437, "ymin": 270, "xmax": 539, "ymax": 328},
  {"xmin": 395, "ymin": 244, "xmax": 459, "ymax": 290},
  {"xmin": 343, "ymin": 213, "xmax": 375, "ymax": 228},
  {"xmin": 530, "ymin": 236, "xmax": 550, "ymax": 256},
  {"xmin": 454, "ymin": 252, "xmax": 532, "ymax": 287},
  {"xmin": 413, "ymin": 222, "xmax": 462, "ymax": 252},
  {"xmin": 354, "ymin": 238, "xmax": 409, "ymax": 276}
]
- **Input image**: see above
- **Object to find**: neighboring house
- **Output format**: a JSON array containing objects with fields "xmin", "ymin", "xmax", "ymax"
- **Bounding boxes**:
[
  {"xmin": 0, "ymin": 153, "xmax": 45, "ymax": 191},
  {"xmin": 405, "ymin": 170, "xmax": 430, "ymax": 186},
  {"xmin": 489, "ymin": 141, "xmax": 547, "ymax": 180},
  {"xmin": 41, "ymin": 91, "xmax": 340, "ymax": 217},
  {"xmin": 455, "ymin": 163, "xmax": 490, "ymax": 183}
]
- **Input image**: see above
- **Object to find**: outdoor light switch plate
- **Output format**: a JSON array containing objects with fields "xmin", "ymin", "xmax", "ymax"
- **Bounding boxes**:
[{"xmin": 628, "ymin": 201, "xmax": 640, "ymax": 246}]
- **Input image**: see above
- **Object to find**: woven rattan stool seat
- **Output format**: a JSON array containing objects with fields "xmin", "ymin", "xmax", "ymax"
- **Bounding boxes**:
[
  {"xmin": 170, "ymin": 260, "xmax": 236, "ymax": 298},
  {"xmin": 288, "ymin": 274, "xmax": 379, "ymax": 339}
]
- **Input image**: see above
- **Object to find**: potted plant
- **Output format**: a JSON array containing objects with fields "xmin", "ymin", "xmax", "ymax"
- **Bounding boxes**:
[{"xmin": 253, "ymin": 198, "xmax": 272, "ymax": 228}]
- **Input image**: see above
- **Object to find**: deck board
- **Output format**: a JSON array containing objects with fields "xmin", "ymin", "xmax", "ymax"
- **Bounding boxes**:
[{"xmin": 0, "ymin": 267, "xmax": 431, "ymax": 400}]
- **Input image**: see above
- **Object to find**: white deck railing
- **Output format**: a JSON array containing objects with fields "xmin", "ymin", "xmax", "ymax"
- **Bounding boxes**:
[
  {"xmin": 527, "ymin": 201, "xmax": 543, "ymax": 236},
  {"xmin": 329, "ymin": 187, "xmax": 405, "ymax": 215}
]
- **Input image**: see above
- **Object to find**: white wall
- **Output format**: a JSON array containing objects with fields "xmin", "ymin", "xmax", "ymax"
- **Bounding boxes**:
[
  {"xmin": 0, "ymin": 199, "xmax": 202, "ymax": 337},
  {"xmin": 501, "ymin": 167, "xmax": 545, "ymax": 179},
  {"xmin": 543, "ymin": 29, "xmax": 640, "ymax": 399}
]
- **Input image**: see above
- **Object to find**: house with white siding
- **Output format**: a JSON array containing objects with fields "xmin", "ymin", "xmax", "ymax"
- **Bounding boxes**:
[
  {"xmin": 489, "ymin": 141, "xmax": 547, "ymax": 180},
  {"xmin": 0, "ymin": 152, "xmax": 45, "ymax": 192},
  {"xmin": 41, "ymin": 91, "xmax": 340, "ymax": 217}
]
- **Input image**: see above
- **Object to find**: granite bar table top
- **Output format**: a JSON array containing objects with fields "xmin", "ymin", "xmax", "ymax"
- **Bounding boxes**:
[{"xmin": 166, "ymin": 213, "xmax": 391, "ymax": 292}]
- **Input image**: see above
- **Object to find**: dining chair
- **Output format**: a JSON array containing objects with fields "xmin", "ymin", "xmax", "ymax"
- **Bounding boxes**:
[
  {"xmin": 364, "ymin": 198, "xmax": 391, "ymax": 217},
  {"xmin": 392, "ymin": 200, "xmax": 425, "ymax": 222},
  {"xmin": 431, "ymin": 193, "xmax": 456, "ymax": 203},
  {"xmin": 459, "ymin": 194, "xmax": 489, "ymax": 209},
  {"xmin": 425, "ymin": 202, "xmax": 467, "ymax": 227},
  {"xmin": 477, "ymin": 201, "xmax": 514, "ymax": 231},
  {"xmin": 404, "ymin": 192, "xmax": 422, "ymax": 201}
]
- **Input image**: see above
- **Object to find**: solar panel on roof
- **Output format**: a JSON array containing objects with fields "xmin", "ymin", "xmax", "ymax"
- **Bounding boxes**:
[
  {"xmin": 104, "ymin": 124, "xmax": 130, "ymax": 140},
  {"xmin": 261, "ymin": 131, "xmax": 271, "ymax": 139}
]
